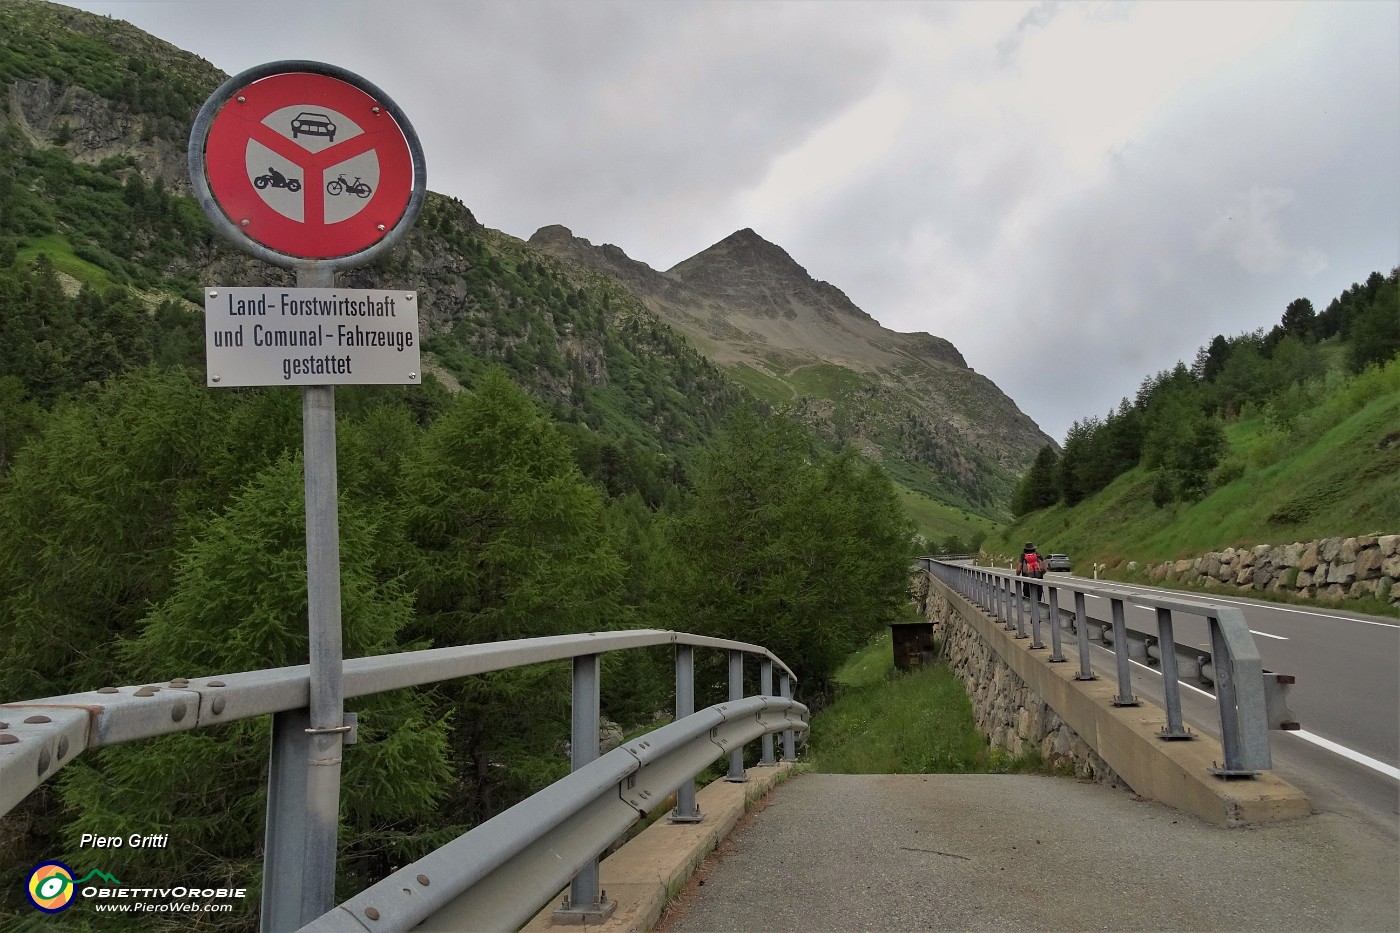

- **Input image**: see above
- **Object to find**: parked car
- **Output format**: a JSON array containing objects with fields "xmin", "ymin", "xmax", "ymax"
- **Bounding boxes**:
[{"xmin": 1046, "ymin": 553, "xmax": 1072, "ymax": 572}]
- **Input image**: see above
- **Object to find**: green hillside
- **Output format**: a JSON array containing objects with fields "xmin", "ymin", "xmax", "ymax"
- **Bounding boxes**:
[{"xmin": 987, "ymin": 272, "xmax": 1400, "ymax": 609}]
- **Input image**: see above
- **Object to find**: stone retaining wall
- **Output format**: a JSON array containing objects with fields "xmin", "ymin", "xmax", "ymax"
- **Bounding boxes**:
[
  {"xmin": 1141, "ymin": 534, "xmax": 1399, "ymax": 606},
  {"xmin": 915, "ymin": 575, "xmax": 1123, "ymax": 788}
]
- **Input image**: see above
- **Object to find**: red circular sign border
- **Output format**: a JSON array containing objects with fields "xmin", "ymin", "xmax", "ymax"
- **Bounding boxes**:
[{"xmin": 203, "ymin": 72, "xmax": 414, "ymax": 260}]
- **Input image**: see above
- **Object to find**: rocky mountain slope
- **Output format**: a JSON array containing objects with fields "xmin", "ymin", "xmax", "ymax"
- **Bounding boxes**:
[
  {"xmin": 1, "ymin": 0, "xmax": 752, "ymax": 479},
  {"xmin": 3, "ymin": 0, "xmax": 1050, "ymax": 519},
  {"xmin": 531, "ymin": 225, "xmax": 1053, "ymax": 516}
]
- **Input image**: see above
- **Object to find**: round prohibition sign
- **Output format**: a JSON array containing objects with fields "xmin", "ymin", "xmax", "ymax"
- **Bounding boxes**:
[{"xmin": 190, "ymin": 61, "xmax": 426, "ymax": 269}]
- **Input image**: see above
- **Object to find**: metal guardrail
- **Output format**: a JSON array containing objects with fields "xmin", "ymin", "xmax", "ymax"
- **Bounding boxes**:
[
  {"xmin": 919, "ymin": 558, "xmax": 1274, "ymax": 776},
  {"xmin": 0, "ymin": 629, "xmax": 808, "ymax": 932},
  {"xmin": 302, "ymin": 693, "xmax": 802, "ymax": 932}
]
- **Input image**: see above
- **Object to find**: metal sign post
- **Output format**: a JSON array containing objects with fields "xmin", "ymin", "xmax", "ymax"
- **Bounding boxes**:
[
  {"xmin": 297, "ymin": 261, "xmax": 344, "ymax": 923},
  {"xmin": 190, "ymin": 60, "xmax": 425, "ymax": 929}
]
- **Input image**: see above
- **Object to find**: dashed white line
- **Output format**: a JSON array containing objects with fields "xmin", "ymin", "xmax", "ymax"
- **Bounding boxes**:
[
  {"xmin": 1249, "ymin": 630, "xmax": 1288, "ymax": 641},
  {"xmin": 1090, "ymin": 643, "xmax": 1217, "ymax": 698}
]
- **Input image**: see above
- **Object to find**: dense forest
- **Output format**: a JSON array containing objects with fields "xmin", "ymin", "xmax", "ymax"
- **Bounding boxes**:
[
  {"xmin": 0, "ymin": 266, "xmax": 915, "ymax": 929},
  {"xmin": 1012, "ymin": 269, "xmax": 1400, "ymax": 515}
]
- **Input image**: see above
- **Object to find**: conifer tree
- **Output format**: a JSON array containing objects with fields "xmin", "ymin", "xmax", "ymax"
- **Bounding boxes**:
[
  {"xmin": 57, "ymin": 456, "xmax": 453, "ymax": 912},
  {"xmin": 0, "ymin": 368, "xmax": 229, "ymax": 700},
  {"xmin": 660, "ymin": 407, "xmax": 911, "ymax": 701},
  {"xmin": 1012, "ymin": 444, "xmax": 1060, "ymax": 515},
  {"xmin": 396, "ymin": 368, "xmax": 625, "ymax": 822}
]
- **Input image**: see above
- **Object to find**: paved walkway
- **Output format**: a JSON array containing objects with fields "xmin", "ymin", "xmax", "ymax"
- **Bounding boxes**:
[{"xmin": 667, "ymin": 773, "xmax": 1399, "ymax": 932}]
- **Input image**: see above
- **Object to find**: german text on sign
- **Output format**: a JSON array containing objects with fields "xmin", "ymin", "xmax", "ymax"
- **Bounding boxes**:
[{"xmin": 205, "ymin": 287, "xmax": 421, "ymax": 386}]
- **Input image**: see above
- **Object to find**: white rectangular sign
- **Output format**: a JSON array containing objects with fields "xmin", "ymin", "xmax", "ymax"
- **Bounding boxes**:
[{"xmin": 204, "ymin": 287, "xmax": 421, "ymax": 387}]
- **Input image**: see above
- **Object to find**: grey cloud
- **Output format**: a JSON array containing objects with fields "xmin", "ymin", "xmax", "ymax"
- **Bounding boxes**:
[
  {"xmin": 62, "ymin": 0, "xmax": 1400, "ymax": 446},
  {"xmin": 997, "ymin": 0, "xmax": 1062, "ymax": 68}
]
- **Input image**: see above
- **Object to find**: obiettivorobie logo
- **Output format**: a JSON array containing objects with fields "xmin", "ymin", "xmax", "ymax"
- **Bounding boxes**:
[
  {"xmin": 26, "ymin": 861, "xmax": 121, "ymax": 913},
  {"xmin": 25, "ymin": 858, "xmax": 247, "ymax": 916}
]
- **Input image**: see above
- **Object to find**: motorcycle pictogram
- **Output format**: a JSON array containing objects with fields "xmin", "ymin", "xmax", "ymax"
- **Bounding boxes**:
[
  {"xmin": 253, "ymin": 166, "xmax": 302, "ymax": 192},
  {"xmin": 326, "ymin": 174, "xmax": 372, "ymax": 198}
]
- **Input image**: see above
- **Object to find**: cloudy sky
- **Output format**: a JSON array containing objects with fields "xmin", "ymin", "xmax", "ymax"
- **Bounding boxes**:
[{"xmin": 66, "ymin": 0, "xmax": 1400, "ymax": 442}]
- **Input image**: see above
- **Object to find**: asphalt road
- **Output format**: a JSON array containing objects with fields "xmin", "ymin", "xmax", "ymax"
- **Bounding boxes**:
[
  {"xmin": 667, "ymin": 572, "xmax": 1399, "ymax": 932},
  {"xmin": 668, "ymin": 774, "xmax": 1400, "ymax": 933}
]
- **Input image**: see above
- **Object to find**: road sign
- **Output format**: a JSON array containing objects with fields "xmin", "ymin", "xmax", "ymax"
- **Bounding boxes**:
[
  {"xmin": 190, "ymin": 62, "xmax": 425, "ymax": 266},
  {"xmin": 188, "ymin": 64, "xmax": 427, "ymax": 924},
  {"xmin": 205, "ymin": 287, "xmax": 421, "ymax": 387}
]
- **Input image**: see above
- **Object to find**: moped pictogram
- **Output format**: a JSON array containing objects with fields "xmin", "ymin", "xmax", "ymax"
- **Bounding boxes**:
[{"xmin": 326, "ymin": 174, "xmax": 372, "ymax": 198}]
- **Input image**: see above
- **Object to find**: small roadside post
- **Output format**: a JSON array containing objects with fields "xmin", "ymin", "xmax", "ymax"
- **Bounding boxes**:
[{"xmin": 189, "ymin": 60, "xmax": 426, "ymax": 930}]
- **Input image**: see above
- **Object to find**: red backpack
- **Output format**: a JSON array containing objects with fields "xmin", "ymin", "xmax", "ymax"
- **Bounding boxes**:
[{"xmin": 1024, "ymin": 553, "xmax": 1041, "ymax": 574}]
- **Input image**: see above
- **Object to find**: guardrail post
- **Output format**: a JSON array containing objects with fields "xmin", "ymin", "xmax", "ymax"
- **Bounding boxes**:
[
  {"xmin": 1073, "ymin": 591, "xmax": 1096, "ymax": 681},
  {"xmin": 1014, "ymin": 578, "xmax": 1028, "ymax": 639},
  {"xmin": 1007, "ymin": 577, "xmax": 1021, "ymax": 633},
  {"xmin": 670, "ymin": 644, "xmax": 703, "ymax": 822},
  {"xmin": 1109, "ymin": 598, "xmax": 1139, "ymax": 706},
  {"xmin": 759, "ymin": 658, "xmax": 775, "ymax": 765},
  {"xmin": 780, "ymin": 673, "xmax": 796, "ymax": 761},
  {"xmin": 262, "ymin": 707, "xmax": 310, "ymax": 932},
  {"xmin": 1208, "ymin": 611, "xmax": 1270, "ymax": 775},
  {"xmin": 1154, "ymin": 608, "xmax": 1192, "ymax": 740},
  {"xmin": 555, "ymin": 653, "xmax": 616, "ymax": 922},
  {"xmin": 725, "ymin": 651, "xmax": 747, "ymax": 782},
  {"xmin": 1046, "ymin": 586, "xmax": 1067, "ymax": 662},
  {"xmin": 1029, "ymin": 583, "xmax": 1046, "ymax": 648}
]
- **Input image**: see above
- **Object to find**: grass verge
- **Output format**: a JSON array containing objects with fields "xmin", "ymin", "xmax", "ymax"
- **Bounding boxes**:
[{"xmin": 806, "ymin": 631, "xmax": 1048, "ymax": 775}]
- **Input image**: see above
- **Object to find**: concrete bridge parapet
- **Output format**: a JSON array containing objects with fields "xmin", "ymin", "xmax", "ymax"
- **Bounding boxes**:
[{"xmin": 921, "ymin": 571, "xmax": 1311, "ymax": 826}]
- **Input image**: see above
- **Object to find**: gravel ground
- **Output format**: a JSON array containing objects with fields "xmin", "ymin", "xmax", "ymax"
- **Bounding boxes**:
[{"xmin": 668, "ymin": 773, "xmax": 1399, "ymax": 933}]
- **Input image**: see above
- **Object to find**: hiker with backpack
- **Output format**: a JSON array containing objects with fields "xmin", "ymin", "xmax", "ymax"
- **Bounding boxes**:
[{"xmin": 1017, "ymin": 543, "xmax": 1044, "ymax": 597}]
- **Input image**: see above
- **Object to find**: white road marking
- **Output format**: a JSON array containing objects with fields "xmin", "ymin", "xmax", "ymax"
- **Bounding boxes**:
[
  {"xmin": 1090, "ymin": 645, "xmax": 1400, "ymax": 778},
  {"xmin": 1288, "ymin": 730, "xmax": 1400, "ymax": 780},
  {"xmin": 1090, "ymin": 643, "xmax": 1217, "ymax": 698},
  {"xmin": 1249, "ymin": 630, "xmax": 1289, "ymax": 640},
  {"xmin": 1071, "ymin": 578, "xmax": 1398, "ymax": 628}
]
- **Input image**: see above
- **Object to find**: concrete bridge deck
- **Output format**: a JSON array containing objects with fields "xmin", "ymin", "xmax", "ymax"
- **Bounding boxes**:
[
  {"xmin": 662, "ymin": 772, "xmax": 1398, "ymax": 933},
  {"xmin": 520, "ymin": 766, "xmax": 1392, "ymax": 933}
]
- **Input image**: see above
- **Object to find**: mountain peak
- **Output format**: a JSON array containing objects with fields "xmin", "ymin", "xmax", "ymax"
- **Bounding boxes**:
[
  {"xmin": 666, "ymin": 228, "xmax": 877, "ymax": 328},
  {"xmin": 529, "ymin": 224, "xmax": 672, "ymax": 294},
  {"xmin": 529, "ymin": 224, "xmax": 582, "ymax": 247},
  {"xmin": 670, "ymin": 228, "xmax": 800, "ymax": 278}
]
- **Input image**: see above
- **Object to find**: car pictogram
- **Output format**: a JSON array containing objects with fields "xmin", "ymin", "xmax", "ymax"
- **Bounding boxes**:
[{"xmin": 290, "ymin": 111, "xmax": 336, "ymax": 142}]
